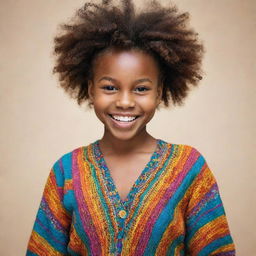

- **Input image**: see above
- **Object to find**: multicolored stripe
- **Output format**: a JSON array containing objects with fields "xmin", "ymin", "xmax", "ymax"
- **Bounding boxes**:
[{"xmin": 26, "ymin": 139, "xmax": 235, "ymax": 255}]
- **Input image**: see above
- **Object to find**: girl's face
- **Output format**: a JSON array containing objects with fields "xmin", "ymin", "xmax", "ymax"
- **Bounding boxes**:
[{"xmin": 88, "ymin": 48, "xmax": 162, "ymax": 141}]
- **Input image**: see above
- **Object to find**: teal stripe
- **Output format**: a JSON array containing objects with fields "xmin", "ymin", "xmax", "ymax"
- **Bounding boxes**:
[
  {"xmin": 144, "ymin": 154, "xmax": 205, "ymax": 255},
  {"xmin": 61, "ymin": 151, "xmax": 73, "ymax": 179},
  {"xmin": 53, "ymin": 159, "xmax": 65, "ymax": 187},
  {"xmin": 52, "ymin": 150, "xmax": 73, "ymax": 186},
  {"xmin": 198, "ymin": 235, "xmax": 234, "ymax": 256},
  {"xmin": 53, "ymin": 150, "xmax": 74, "ymax": 186}
]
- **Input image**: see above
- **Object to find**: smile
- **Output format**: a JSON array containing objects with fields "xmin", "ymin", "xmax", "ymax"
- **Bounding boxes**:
[{"xmin": 109, "ymin": 114, "xmax": 139, "ymax": 122}]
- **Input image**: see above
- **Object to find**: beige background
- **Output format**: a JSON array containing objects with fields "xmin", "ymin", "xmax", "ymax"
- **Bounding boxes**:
[{"xmin": 0, "ymin": 0, "xmax": 255, "ymax": 255}]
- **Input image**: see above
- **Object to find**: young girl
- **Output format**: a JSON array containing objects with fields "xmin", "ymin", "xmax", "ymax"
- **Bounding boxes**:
[{"xmin": 26, "ymin": 0, "xmax": 236, "ymax": 255}]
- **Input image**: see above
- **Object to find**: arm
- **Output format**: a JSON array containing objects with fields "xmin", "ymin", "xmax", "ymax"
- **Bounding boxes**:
[
  {"xmin": 26, "ymin": 159, "xmax": 71, "ymax": 256},
  {"xmin": 185, "ymin": 153, "xmax": 236, "ymax": 255}
]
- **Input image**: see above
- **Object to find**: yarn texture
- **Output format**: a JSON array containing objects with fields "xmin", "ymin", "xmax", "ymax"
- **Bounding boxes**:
[{"xmin": 26, "ymin": 139, "xmax": 235, "ymax": 255}]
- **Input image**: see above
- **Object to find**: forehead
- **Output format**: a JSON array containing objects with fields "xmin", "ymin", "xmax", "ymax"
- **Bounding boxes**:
[{"xmin": 91, "ymin": 48, "xmax": 160, "ymax": 81}]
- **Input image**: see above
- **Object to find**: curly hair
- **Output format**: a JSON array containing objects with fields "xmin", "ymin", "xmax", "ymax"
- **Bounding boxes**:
[{"xmin": 53, "ymin": 0, "xmax": 204, "ymax": 108}]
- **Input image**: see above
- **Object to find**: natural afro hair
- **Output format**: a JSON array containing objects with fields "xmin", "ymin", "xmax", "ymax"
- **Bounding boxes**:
[{"xmin": 53, "ymin": 0, "xmax": 204, "ymax": 108}]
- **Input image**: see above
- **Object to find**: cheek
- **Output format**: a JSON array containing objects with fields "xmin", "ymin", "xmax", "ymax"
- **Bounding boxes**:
[
  {"xmin": 137, "ymin": 96, "xmax": 159, "ymax": 110},
  {"xmin": 93, "ymin": 95, "xmax": 111, "ymax": 108}
]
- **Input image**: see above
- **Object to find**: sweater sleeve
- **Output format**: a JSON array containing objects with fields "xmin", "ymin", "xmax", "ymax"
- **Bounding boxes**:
[
  {"xmin": 26, "ymin": 159, "xmax": 72, "ymax": 256},
  {"xmin": 185, "ymin": 152, "xmax": 236, "ymax": 256}
]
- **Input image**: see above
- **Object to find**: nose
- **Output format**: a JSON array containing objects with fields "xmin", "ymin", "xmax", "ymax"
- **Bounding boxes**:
[{"xmin": 115, "ymin": 91, "xmax": 135, "ymax": 109}]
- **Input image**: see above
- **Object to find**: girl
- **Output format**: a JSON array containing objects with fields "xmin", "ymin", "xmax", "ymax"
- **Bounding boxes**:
[{"xmin": 26, "ymin": 0, "xmax": 236, "ymax": 255}]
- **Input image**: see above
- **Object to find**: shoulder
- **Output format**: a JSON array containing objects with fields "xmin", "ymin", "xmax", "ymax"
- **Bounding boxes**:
[
  {"xmin": 163, "ymin": 139, "xmax": 206, "ymax": 161},
  {"xmin": 162, "ymin": 140, "xmax": 211, "ymax": 178},
  {"xmin": 166, "ymin": 142, "xmax": 218, "ymax": 194},
  {"xmin": 51, "ymin": 141, "xmax": 95, "ymax": 179}
]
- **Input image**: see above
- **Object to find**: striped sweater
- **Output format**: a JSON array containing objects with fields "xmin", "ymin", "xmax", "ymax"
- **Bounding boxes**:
[{"xmin": 26, "ymin": 139, "xmax": 235, "ymax": 255}]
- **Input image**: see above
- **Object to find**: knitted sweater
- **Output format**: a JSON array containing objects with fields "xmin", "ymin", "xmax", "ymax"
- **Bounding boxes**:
[{"xmin": 26, "ymin": 139, "xmax": 235, "ymax": 255}]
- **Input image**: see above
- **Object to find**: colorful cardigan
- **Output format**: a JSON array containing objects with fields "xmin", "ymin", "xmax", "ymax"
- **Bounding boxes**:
[{"xmin": 26, "ymin": 139, "xmax": 236, "ymax": 255}]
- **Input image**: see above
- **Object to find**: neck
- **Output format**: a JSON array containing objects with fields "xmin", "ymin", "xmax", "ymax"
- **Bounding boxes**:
[{"xmin": 99, "ymin": 129, "xmax": 157, "ymax": 156}]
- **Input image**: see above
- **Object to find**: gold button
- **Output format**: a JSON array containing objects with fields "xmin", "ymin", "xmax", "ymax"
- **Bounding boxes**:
[{"xmin": 118, "ymin": 210, "xmax": 127, "ymax": 219}]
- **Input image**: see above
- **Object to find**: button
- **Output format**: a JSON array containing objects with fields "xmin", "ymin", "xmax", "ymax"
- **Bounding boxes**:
[
  {"xmin": 118, "ymin": 210, "xmax": 127, "ymax": 219},
  {"xmin": 117, "ymin": 241, "xmax": 122, "ymax": 249}
]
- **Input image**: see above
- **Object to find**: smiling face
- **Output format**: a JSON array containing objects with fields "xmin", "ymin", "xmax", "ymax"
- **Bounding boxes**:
[{"xmin": 88, "ymin": 48, "xmax": 162, "ymax": 142}]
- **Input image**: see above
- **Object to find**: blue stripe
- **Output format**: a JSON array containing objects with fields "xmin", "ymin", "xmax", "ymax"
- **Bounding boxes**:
[
  {"xmin": 53, "ymin": 159, "xmax": 64, "ymax": 187},
  {"xmin": 61, "ymin": 151, "xmax": 73, "ymax": 179},
  {"xmin": 53, "ymin": 151, "xmax": 73, "ymax": 187}
]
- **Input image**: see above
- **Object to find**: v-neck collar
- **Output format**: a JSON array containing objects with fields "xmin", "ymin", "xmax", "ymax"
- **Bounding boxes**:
[{"xmin": 91, "ymin": 139, "xmax": 167, "ymax": 210}]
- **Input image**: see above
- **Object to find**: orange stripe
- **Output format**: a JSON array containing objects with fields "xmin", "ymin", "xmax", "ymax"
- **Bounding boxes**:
[
  {"xmin": 43, "ymin": 170, "xmax": 71, "ymax": 229},
  {"xmin": 64, "ymin": 179, "xmax": 73, "ymax": 193},
  {"xmin": 27, "ymin": 230, "xmax": 64, "ymax": 255}
]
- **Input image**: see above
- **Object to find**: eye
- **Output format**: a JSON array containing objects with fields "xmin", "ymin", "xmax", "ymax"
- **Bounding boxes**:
[
  {"xmin": 134, "ymin": 86, "xmax": 150, "ymax": 93},
  {"xmin": 101, "ymin": 85, "xmax": 117, "ymax": 91}
]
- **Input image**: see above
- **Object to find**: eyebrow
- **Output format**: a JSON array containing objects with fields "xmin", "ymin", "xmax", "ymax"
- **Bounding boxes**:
[{"xmin": 97, "ymin": 76, "xmax": 152, "ymax": 84}]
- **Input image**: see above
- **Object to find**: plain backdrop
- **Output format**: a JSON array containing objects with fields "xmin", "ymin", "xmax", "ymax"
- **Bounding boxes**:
[{"xmin": 0, "ymin": 0, "xmax": 255, "ymax": 255}]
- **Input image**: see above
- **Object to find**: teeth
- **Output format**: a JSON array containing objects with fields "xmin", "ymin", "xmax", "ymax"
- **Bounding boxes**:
[{"xmin": 111, "ymin": 115, "xmax": 137, "ymax": 122}]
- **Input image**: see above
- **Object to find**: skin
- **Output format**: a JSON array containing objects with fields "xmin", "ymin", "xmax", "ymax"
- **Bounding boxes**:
[{"xmin": 88, "ymin": 48, "xmax": 163, "ymax": 200}]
